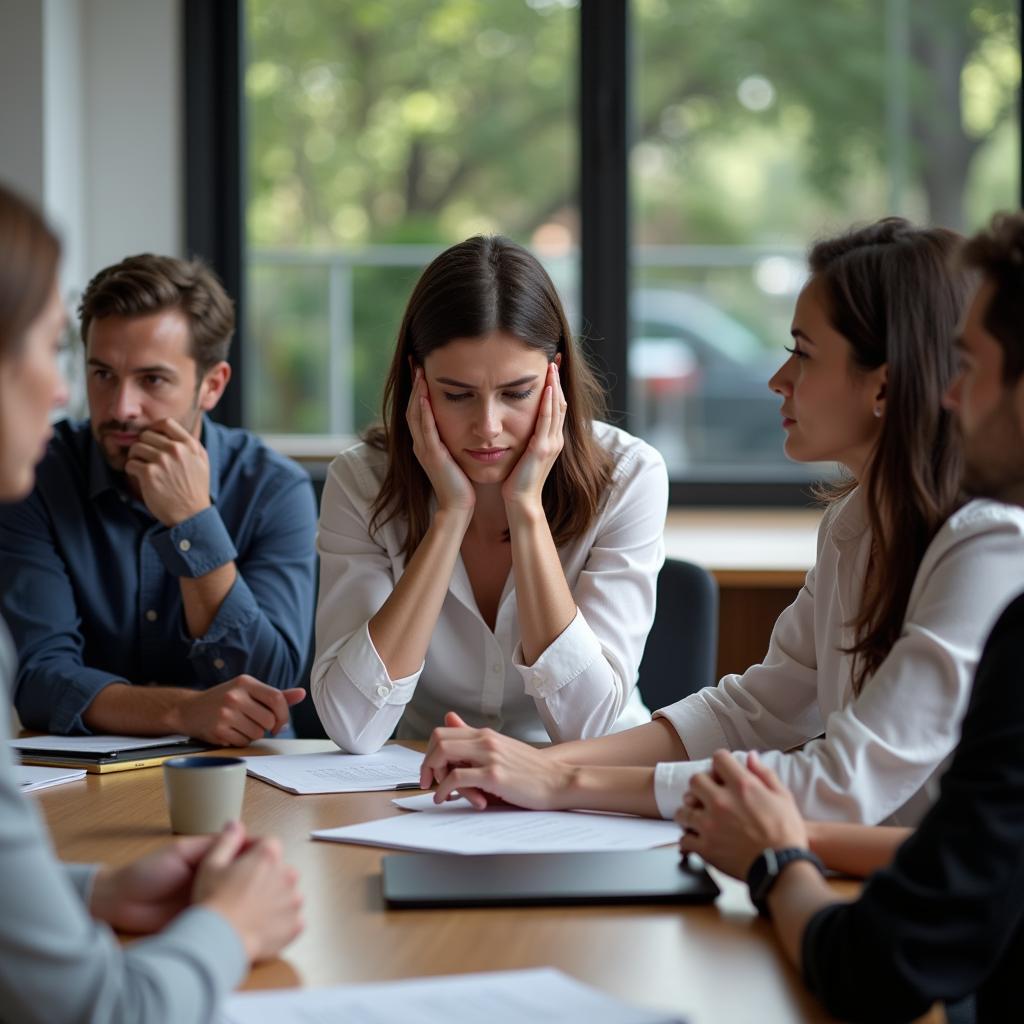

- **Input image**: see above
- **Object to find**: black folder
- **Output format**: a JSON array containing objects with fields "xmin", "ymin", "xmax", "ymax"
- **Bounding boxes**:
[{"xmin": 381, "ymin": 847, "xmax": 720, "ymax": 909}]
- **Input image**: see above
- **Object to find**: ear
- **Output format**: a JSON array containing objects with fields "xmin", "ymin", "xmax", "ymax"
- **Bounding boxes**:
[
  {"xmin": 554, "ymin": 352, "xmax": 563, "ymax": 370},
  {"xmin": 198, "ymin": 361, "xmax": 232, "ymax": 412},
  {"xmin": 871, "ymin": 363, "xmax": 888, "ymax": 415}
]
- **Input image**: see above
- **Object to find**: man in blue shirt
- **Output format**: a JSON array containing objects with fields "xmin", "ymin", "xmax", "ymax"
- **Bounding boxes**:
[{"xmin": 0, "ymin": 254, "xmax": 317, "ymax": 743}]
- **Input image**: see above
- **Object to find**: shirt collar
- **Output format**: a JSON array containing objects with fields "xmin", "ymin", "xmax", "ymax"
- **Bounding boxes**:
[
  {"xmin": 202, "ymin": 416, "xmax": 223, "ymax": 504},
  {"xmin": 830, "ymin": 484, "xmax": 870, "ymax": 545},
  {"xmin": 86, "ymin": 415, "xmax": 222, "ymax": 503}
]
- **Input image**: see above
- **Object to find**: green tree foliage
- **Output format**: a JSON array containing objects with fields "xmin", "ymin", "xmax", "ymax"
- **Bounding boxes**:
[{"xmin": 245, "ymin": 0, "xmax": 1019, "ymax": 434}]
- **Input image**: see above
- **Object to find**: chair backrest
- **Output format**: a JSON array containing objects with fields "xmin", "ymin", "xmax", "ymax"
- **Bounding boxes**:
[
  {"xmin": 291, "ymin": 464, "xmax": 330, "ymax": 738},
  {"xmin": 637, "ymin": 558, "xmax": 719, "ymax": 713}
]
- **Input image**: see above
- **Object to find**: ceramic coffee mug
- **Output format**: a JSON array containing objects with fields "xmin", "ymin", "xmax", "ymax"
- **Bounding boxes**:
[{"xmin": 163, "ymin": 755, "xmax": 247, "ymax": 834}]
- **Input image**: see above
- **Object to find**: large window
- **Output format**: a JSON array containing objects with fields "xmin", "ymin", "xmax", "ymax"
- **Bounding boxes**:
[
  {"xmin": 631, "ymin": 0, "xmax": 1020, "ymax": 480},
  {"xmin": 244, "ymin": 0, "xmax": 578, "ymax": 437},
  {"xmin": 226, "ymin": 0, "xmax": 1022, "ymax": 494}
]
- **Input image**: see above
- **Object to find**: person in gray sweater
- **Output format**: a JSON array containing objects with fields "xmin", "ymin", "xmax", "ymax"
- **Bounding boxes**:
[{"xmin": 0, "ymin": 182, "xmax": 304, "ymax": 1023}]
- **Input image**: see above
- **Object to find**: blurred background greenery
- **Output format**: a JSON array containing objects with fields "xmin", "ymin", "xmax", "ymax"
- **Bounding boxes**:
[{"xmin": 244, "ymin": 0, "xmax": 1019, "ymax": 476}]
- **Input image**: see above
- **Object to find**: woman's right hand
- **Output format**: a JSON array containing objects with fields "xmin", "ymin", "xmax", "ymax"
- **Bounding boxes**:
[
  {"xmin": 420, "ymin": 711, "xmax": 574, "ymax": 810},
  {"xmin": 192, "ymin": 821, "xmax": 304, "ymax": 963},
  {"xmin": 406, "ymin": 368, "xmax": 475, "ymax": 513}
]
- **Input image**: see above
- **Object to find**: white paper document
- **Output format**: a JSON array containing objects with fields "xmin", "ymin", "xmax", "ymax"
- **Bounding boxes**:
[
  {"xmin": 218, "ymin": 967, "xmax": 685, "ymax": 1024},
  {"xmin": 312, "ymin": 796, "xmax": 679, "ymax": 854},
  {"xmin": 10, "ymin": 734, "xmax": 190, "ymax": 754},
  {"xmin": 17, "ymin": 765, "xmax": 87, "ymax": 792},
  {"xmin": 244, "ymin": 745, "xmax": 424, "ymax": 794}
]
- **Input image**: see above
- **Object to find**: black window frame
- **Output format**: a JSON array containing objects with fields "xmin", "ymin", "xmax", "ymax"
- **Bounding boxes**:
[{"xmin": 184, "ymin": 0, "xmax": 1024, "ymax": 508}]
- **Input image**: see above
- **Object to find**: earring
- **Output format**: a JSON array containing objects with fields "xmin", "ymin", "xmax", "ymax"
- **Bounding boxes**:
[{"xmin": 873, "ymin": 405, "xmax": 883, "ymax": 418}]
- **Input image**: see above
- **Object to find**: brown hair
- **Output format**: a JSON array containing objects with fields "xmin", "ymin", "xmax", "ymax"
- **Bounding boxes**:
[
  {"xmin": 960, "ymin": 211, "xmax": 1024, "ymax": 383},
  {"xmin": 0, "ymin": 183, "xmax": 60, "ymax": 361},
  {"xmin": 366, "ymin": 235, "xmax": 614, "ymax": 559},
  {"xmin": 78, "ymin": 254, "xmax": 235, "ymax": 374},
  {"xmin": 812, "ymin": 218, "xmax": 972, "ymax": 694}
]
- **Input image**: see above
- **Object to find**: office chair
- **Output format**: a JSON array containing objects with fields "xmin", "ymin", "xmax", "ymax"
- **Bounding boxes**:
[{"xmin": 637, "ymin": 558, "xmax": 719, "ymax": 712}]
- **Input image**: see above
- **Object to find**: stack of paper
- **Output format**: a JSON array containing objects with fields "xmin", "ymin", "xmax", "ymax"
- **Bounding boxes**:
[
  {"xmin": 218, "ymin": 967, "xmax": 686, "ymax": 1023},
  {"xmin": 243, "ymin": 745, "xmax": 424, "ymax": 794},
  {"xmin": 312, "ymin": 792, "xmax": 679, "ymax": 854},
  {"xmin": 17, "ymin": 765, "xmax": 87, "ymax": 793}
]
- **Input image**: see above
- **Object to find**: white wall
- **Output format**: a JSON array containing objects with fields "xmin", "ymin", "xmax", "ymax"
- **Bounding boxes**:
[{"xmin": 0, "ymin": 0, "xmax": 184, "ymax": 296}]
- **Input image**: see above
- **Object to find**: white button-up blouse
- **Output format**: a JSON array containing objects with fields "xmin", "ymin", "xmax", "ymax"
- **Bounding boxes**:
[
  {"xmin": 312, "ymin": 422, "xmax": 668, "ymax": 753},
  {"xmin": 654, "ymin": 489, "xmax": 1024, "ymax": 826}
]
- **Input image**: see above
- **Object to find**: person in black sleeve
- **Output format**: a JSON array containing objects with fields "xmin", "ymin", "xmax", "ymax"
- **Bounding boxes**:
[{"xmin": 676, "ymin": 209, "xmax": 1024, "ymax": 1024}]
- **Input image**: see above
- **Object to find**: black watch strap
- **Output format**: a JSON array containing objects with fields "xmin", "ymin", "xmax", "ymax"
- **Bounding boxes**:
[{"xmin": 747, "ymin": 847, "xmax": 825, "ymax": 918}]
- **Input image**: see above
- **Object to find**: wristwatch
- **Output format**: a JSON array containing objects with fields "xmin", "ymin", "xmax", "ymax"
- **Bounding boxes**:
[{"xmin": 746, "ymin": 847, "xmax": 826, "ymax": 918}]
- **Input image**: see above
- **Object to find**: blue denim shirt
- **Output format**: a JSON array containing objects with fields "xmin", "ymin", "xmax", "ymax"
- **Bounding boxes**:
[{"xmin": 0, "ymin": 418, "xmax": 317, "ymax": 733}]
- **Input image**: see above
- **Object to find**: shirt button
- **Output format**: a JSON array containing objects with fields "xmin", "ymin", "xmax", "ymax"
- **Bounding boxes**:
[
  {"xmin": 213, "ymin": 658, "xmax": 225, "ymax": 670},
  {"xmin": 178, "ymin": 539, "xmax": 192, "ymax": 552},
  {"xmin": 376, "ymin": 685, "xmax": 390, "ymax": 698},
  {"xmin": 491, "ymin": 663, "xmax": 501, "ymax": 673},
  {"xmin": 145, "ymin": 609, "xmax": 158, "ymax": 622}
]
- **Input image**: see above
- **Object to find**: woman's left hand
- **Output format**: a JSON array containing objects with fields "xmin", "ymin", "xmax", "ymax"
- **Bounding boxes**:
[
  {"xmin": 676, "ymin": 750, "xmax": 809, "ymax": 880},
  {"xmin": 501, "ymin": 362, "xmax": 567, "ymax": 511}
]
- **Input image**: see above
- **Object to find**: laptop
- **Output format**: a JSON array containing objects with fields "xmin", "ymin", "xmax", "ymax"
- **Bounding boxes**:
[{"xmin": 381, "ymin": 847, "xmax": 720, "ymax": 909}]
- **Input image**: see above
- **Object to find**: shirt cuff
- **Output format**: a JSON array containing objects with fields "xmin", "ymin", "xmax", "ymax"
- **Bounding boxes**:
[
  {"xmin": 512, "ymin": 608, "xmax": 602, "ymax": 700},
  {"xmin": 149, "ymin": 506, "xmax": 238, "ymax": 578},
  {"xmin": 334, "ymin": 623, "xmax": 420, "ymax": 708},
  {"xmin": 653, "ymin": 750, "xmax": 748, "ymax": 819},
  {"xmin": 46, "ymin": 670, "xmax": 128, "ymax": 735},
  {"xmin": 654, "ymin": 695, "xmax": 731, "ymax": 761},
  {"xmin": 148, "ymin": 904, "xmax": 248, "ymax": 993},
  {"xmin": 653, "ymin": 760, "xmax": 708, "ymax": 819},
  {"xmin": 63, "ymin": 863, "xmax": 99, "ymax": 905}
]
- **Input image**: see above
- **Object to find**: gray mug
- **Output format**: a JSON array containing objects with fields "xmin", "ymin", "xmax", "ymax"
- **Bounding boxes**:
[{"xmin": 163, "ymin": 755, "xmax": 247, "ymax": 834}]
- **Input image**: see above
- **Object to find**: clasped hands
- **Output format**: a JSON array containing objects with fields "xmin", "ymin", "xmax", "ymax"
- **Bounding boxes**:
[
  {"xmin": 89, "ymin": 820, "xmax": 303, "ymax": 962},
  {"xmin": 675, "ymin": 750, "xmax": 809, "ymax": 880},
  {"xmin": 406, "ymin": 362, "xmax": 567, "ymax": 515}
]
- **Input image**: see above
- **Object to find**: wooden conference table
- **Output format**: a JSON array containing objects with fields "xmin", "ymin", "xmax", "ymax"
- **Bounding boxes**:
[{"xmin": 36, "ymin": 739, "xmax": 937, "ymax": 1024}]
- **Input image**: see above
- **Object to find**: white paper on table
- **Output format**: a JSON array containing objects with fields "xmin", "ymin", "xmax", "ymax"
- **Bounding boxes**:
[
  {"xmin": 217, "ymin": 967, "xmax": 686, "ymax": 1024},
  {"xmin": 10, "ymin": 734, "xmax": 190, "ymax": 754},
  {"xmin": 16, "ymin": 765, "xmax": 87, "ymax": 792},
  {"xmin": 392, "ymin": 792, "xmax": 474, "ymax": 811},
  {"xmin": 312, "ymin": 797, "xmax": 679, "ymax": 854},
  {"xmin": 243, "ymin": 745, "xmax": 424, "ymax": 794}
]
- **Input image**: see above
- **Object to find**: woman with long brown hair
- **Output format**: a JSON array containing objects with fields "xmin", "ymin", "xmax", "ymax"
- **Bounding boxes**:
[
  {"xmin": 0, "ymin": 181, "xmax": 302, "ymax": 1023},
  {"xmin": 420, "ymin": 218, "xmax": 1024, "ymax": 831},
  {"xmin": 311, "ymin": 235, "xmax": 668, "ymax": 752}
]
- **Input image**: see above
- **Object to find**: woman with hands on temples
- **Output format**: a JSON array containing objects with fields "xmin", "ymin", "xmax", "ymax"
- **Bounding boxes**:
[{"xmin": 311, "ymin": 235, "xmax": 668, "ymax": 752}]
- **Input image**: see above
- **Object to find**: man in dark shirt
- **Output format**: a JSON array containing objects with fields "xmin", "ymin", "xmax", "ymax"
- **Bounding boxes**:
[
  {"xmin": 0, "ymin": 254, "xmax": 317, "ymax": 743},
  {"xmin": 676, "ymin": 211, "xmax": 1024, "ymax": 1023}
]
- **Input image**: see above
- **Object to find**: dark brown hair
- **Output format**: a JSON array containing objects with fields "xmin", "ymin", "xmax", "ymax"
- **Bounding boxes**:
[
  {"xmin": 78, "ymin": 254, "xmax": 235, "ymax": 374},
  {"xmin": 366, "ymin": 235, "xmax": 614, "ymax": 559},
  {"xmin": 812, "ymin": 218, "xmax": 972, "ymax": 694},
  {"xmin": 960, "ymin": 211, "xmax": 1024, "ymax": 383},
  {"xmin": 0, "ymin": 183, "xmax": 60, "ymax": 361}
]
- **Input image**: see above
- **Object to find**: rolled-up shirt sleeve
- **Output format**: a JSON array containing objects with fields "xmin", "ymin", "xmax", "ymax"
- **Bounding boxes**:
[
  {"xmin": 511, "ymin": 444, "xmax": 668, "ymax": 742},
  {"xmin": 153, "ymin": 479, "xmax": 317, "ymax": 691},
  {"xmin": 311, "ymin": 456, "xmax": 421, "ymax": 754},
  {"xmin": 652, "ymin": 506, "xmax": 1024, "ymax": 823}
]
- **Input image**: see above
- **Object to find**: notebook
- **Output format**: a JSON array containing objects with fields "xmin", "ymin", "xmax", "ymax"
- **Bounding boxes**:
[
  {"xmin": 381, "ymin": 846, "xmax": 720, "ymax": 909},
  {"xmin": 12, "ymin": 734, "xmax": 215, "ymax": 773}
]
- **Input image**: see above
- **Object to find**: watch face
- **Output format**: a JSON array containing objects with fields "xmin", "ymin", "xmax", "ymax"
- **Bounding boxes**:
[{"xmin": 749, "ymin": 848, "xmax": 778, "ymax": 901}]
